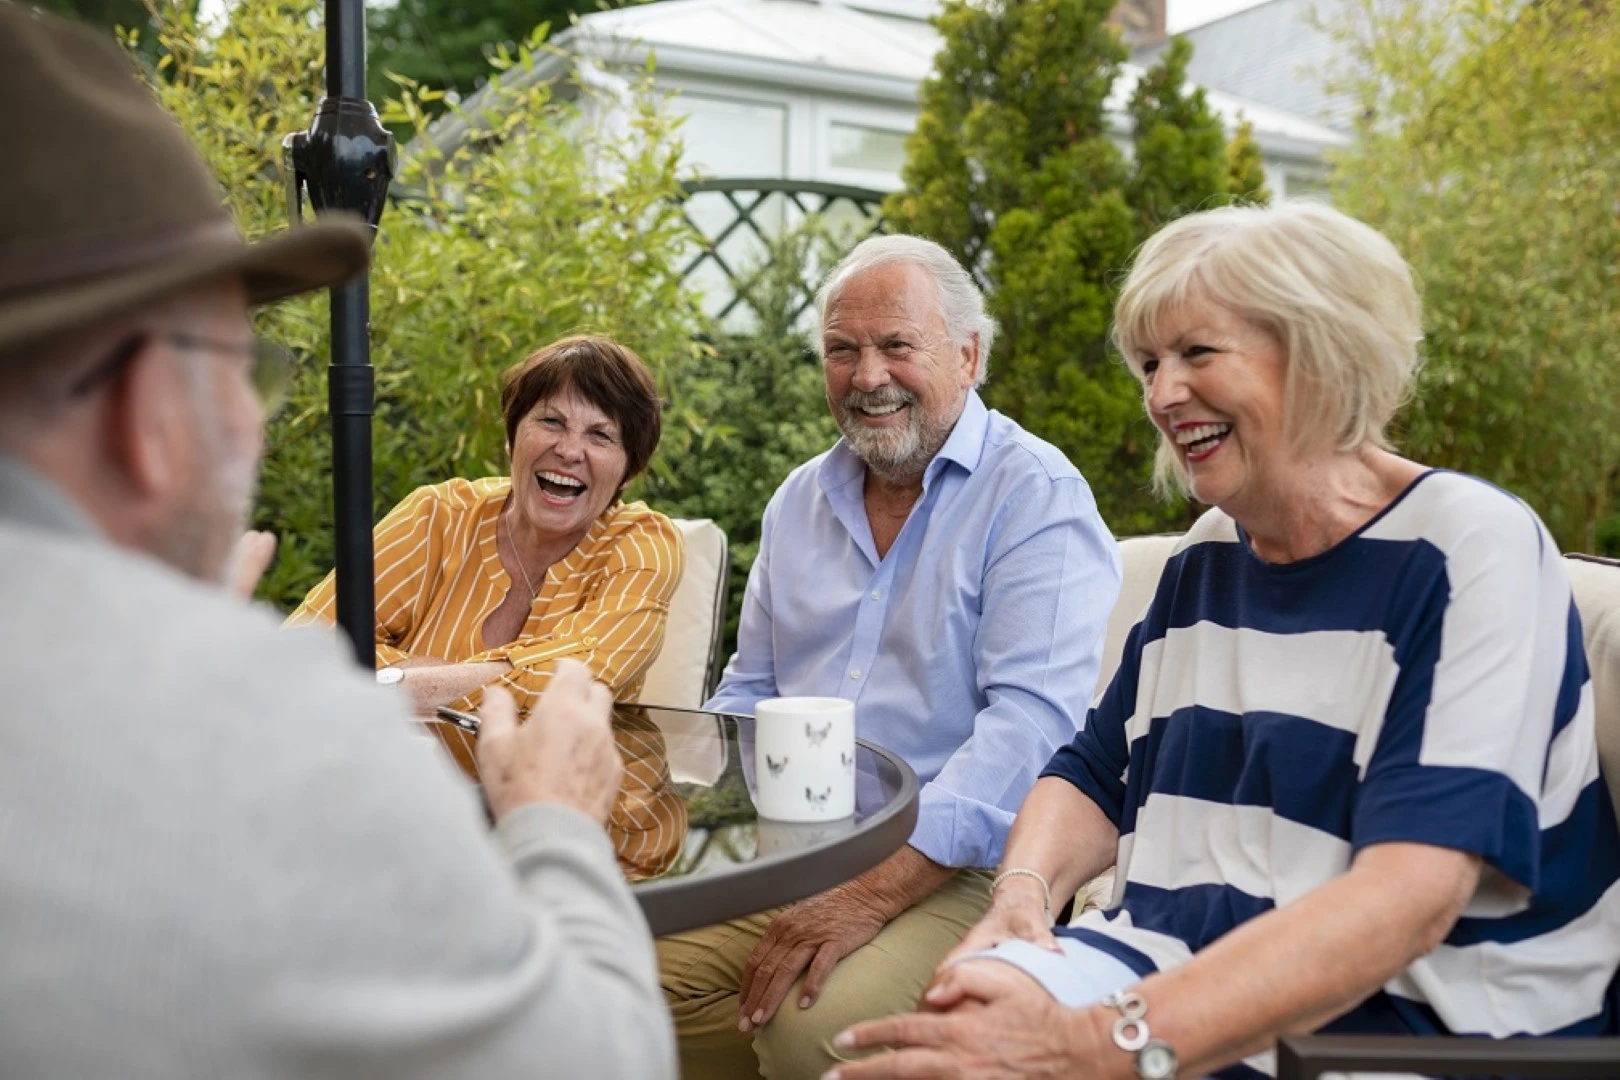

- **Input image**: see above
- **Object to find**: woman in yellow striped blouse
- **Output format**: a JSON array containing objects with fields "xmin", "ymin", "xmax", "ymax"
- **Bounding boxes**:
[{"xmin": 288, "ymin": 335, "xmax": 687, "ymax": 879}]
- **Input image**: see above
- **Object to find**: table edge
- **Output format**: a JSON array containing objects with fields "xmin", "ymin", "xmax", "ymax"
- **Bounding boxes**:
[{"xmin": 633, "ymin": 737, "xmax": 921, "ymax": 936}]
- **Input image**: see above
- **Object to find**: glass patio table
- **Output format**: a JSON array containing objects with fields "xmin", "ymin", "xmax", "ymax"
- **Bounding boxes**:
[{"xmin": 625, "ymin": 705, "xmax": 919, "ymax": 937}]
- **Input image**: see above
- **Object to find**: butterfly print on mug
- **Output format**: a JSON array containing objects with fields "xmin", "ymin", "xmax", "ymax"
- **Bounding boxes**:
[
  {"xmin": 840, "ymin": 751, "xmax": 853, "ymax": 768},
  {"xmin": 805, "ymin": 786, "xmax": 832, "ymax": 808},
  {"xmin": 766, "ymin": 754, "xmax": 789, "ymax": 777},
  {"xmin": 805, "ymin": 721, "xmax": 831, "ymax": 747}
]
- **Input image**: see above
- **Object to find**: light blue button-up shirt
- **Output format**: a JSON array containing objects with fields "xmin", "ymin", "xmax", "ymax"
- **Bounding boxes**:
[{"xmin": 708, "ymin": 392, "xmax": 1121, "ymax": 868}]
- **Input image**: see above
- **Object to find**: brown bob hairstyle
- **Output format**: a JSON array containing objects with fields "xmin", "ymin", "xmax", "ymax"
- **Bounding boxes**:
[{"xmin": 499, "ymin": 335, "xmax": 663, "ymax": 492}]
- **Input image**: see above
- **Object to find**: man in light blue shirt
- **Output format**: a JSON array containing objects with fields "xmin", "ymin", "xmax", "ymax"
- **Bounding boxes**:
[{"xmin": 658, "ymin": 235, "xmax": 1121, "ymax": 1080}]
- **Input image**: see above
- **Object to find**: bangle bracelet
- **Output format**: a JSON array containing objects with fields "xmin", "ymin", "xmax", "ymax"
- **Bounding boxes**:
[{"xmin": 991, "ymin": 867, "xmax": 1053, "ymax": 924}]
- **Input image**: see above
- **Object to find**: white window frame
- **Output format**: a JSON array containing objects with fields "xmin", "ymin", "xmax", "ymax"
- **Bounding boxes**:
[
  {"xmin": 656, "ymin": 75, "xmax": 819, "ymax": 178},
  {"xmin": 812, "ymin": 100, "xmax": 917, "ymax": 191}
]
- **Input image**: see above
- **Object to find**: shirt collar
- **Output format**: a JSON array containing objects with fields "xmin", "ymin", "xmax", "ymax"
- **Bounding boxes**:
[
  {"xmin": 0, "ymin": 453, "xmax": 102, "ymax": 538},
  {"xmin": 930, "ymin": 390, "xmax": 990, "ymax": 480},
  {"xmin": 819, "ymin": 390, "xmax": 991, "ymax": 494}
]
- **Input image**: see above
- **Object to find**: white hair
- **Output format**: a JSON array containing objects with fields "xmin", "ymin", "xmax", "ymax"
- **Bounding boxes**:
[
  {"xmin": 814, "ymin": 234, "xmax": 997, "ymax": 387},
  {"xmin": 1113, "ymin": 201, "xmax": 1424, "ymax": 496}
]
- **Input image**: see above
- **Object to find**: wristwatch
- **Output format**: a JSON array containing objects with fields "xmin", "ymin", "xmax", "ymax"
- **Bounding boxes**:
[
  {"xmin": 1101, "ymin": 990, "xmax": 1179, "ymax": 1080},
  {"xmin": 376, "ymin": 667, "xmax": 405, "ymax": 686},
  {"xmin": 1135, "ymin": 1038, "xmax": 1178, "ymax": 1080}
]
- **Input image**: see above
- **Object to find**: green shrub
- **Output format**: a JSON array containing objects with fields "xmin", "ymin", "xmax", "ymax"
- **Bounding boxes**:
[
  {"xmin": 884, "ymin": 0, "xmax": 1253, "ymax": 537},
  {"xmin": 1325, "ymin": 0, "xmax": 1620, "ymax": 551},
  {"xmin": 132, "ymin": 0, "xmax": 704, "ymax": 609},
  {"xmin": 1594, "ymin": 514, "xmax": 1620, "ymax": 561}
]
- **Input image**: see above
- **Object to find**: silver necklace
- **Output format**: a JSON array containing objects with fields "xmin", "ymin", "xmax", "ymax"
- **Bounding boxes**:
[{"xmin": 503, "ymin": 509, "xmax": 538, "ymax": 600}]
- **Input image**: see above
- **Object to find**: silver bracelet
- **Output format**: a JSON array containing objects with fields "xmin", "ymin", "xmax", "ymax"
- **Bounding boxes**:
[
  {"xmin": 1102, "ymin": 989, "xmax": 1151, "ymax": 1050},
  {"xmin": 1101, "ymin": 989, "xmax": 1179, "ymax": 1080},
  {"xmin": 990, "ymin": 867, "xmax": 1052, "ymax": 924}
]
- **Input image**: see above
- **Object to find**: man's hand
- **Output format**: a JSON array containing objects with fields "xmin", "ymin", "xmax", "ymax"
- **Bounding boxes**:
[
  {"xmin": 225, "ymin": 530, "xmax": 276, "ymax": 601},
  {"xmin": 826, "ymin": 960, "xmax": 1104, "ymax": 1080},
  {"xmin": 738, "ymin": 883, "xmax": 891, "ymax": 1032},
  {"xmin": 475, "ymin": 659, "xmax": 621, "ymax": 824}
]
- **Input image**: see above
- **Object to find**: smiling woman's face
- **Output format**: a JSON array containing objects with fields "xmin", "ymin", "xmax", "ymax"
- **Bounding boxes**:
[
  {"xmin": 1135, "ymin": 298, "xmax": 1290, "ymax": 514},
  {"xmin": 508, "ymin": 387, "xmax": 628, "ymax": 548}
]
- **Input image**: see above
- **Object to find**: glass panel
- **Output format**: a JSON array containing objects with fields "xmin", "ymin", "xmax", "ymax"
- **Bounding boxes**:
[
  {"xmin": 671, "ymin": 94, "xmax": 788, "ymax": 178},
  {"xmin": 682, "ymin": 258, "xmax": 735, "ymax": 322},
  {"xmin": 816, "ymin": 197, "xmax": 879, "ymax": 251},
  {"xmin": 681, "ymin": 189, "xmax": 735, "ymax": 239},
  {"xmin": 828, "ymin": 122, "xmax": 908, "ymax": 175}
]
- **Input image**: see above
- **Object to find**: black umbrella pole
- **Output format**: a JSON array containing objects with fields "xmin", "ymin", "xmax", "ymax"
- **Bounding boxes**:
[
  {"xmin": 325, "ymin": 0, "xmax": 379, "ymax": 670},
  {"xmin": 273, "ymin": 0, "xmax": 392, "ymax": 669},
  {"xmin": 327, "ymin": 0, "xmax": 364, "ymax": 98},
  {"xmin": 329, "ymin": 278, "xmax": 377, "ymax": 669}
]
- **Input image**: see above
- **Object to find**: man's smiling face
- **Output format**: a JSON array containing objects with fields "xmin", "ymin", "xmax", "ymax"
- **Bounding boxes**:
[{"xmin": 820, "ymin": 261, "xmax": 979, "ymax": 480}]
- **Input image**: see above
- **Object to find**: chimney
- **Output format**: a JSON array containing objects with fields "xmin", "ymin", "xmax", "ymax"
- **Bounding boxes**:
[{"xmin": 1109, "ymin": 0, "xmax": 1168, "ymax": 47}]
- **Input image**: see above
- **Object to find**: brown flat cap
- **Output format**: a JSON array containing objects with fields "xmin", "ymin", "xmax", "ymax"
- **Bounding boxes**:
[{"xmin": 0, "ymin": 2, "xmax": 370, "ymax": 356}]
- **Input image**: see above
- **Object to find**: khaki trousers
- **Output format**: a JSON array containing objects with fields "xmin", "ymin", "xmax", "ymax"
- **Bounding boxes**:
[{"xmin": 658, "ymin": 870, "xmax": 994, "ymax": 1080}]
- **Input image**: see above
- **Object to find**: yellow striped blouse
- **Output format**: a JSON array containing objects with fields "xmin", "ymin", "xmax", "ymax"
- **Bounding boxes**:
[{"xmin": 286, "ymin": 476, "xmax": 687, "ymax": 879}]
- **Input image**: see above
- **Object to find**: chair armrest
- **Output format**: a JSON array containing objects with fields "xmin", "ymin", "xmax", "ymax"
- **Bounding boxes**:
[{"xmin": 1276, "ymin": 1034, "xmax": 1620, "ymax": 1079}]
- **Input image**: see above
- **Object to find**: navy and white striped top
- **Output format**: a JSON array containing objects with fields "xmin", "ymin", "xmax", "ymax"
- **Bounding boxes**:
[{"xmin": 1045, "ymin": 471, "xmax": 1620, "ymax": 1077}]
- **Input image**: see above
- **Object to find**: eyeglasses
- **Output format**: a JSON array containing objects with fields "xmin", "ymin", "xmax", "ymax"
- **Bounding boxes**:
[{"xmin": 69, "ymin": 332, "xmax": 298, "ymax": 416}]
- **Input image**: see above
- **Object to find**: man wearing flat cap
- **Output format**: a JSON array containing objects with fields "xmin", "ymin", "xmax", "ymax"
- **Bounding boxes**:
[{"xmin": 0, "ymin": 5, "xmax": 674, "ymax": 1076}]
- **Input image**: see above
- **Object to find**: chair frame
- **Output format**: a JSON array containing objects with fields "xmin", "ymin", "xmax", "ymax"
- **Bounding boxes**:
[
  {"xmin": 1276, "ymin": 1034, "xmax": 1620, "ymax": 1078},
  {"xmin": 700, "ymin": 527, "xmax": 728, "ymax": 701}
]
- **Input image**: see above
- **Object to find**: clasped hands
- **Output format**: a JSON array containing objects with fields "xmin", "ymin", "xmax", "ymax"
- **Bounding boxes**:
[{"xmin": 821, "ymin": 877, "xmax": 1120, "ymax": 1080}]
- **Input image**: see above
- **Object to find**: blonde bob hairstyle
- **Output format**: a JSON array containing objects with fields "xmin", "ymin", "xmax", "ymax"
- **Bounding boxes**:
[{"xmin": 1112, "ymin": 200, "xmax": 1424, "ymax": 496}]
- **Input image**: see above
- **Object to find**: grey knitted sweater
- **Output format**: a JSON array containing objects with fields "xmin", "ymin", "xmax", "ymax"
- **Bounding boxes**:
[{"xmin": 0, "ymin": 457, "xmax": 676, "ymax": 1079}]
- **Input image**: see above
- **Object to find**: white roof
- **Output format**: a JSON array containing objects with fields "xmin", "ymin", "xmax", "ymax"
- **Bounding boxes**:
[
  {"xmin": 574, "ymin": 0, "xmax": 940, "ymax": 78},
  {"xmin": 1133, "ymin": 0, "xmax": 1358, "ymax": 134},
  {"xmin": 1107, "ymin": 64, "xmax": 1347, "ymax": 156},
  {"xmin": 425, "ymin": 0, "xmax": 1344, "ymax": 161},
  {"xmin": 562, "ymin": 0, "xmax": 1344, "ymax": 155}
]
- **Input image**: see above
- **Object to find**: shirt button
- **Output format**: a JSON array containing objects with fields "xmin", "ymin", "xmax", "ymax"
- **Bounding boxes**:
[
  {"xmin": 870, "ymin": 590, "xmax": 883, "ymax": 601},
  {"xmin": 850, "ymin": 669, "xmax": 862, "ymax": 680},
  {"xmin": 583, "ymin": 636, "xmax": 599, "ymax": 647}
]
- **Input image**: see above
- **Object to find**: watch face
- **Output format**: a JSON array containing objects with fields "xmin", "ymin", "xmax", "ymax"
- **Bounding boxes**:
[
  {"xmin": 1137, "ymin": 1041, "xmax": 1177, "ymax": 1080},
  {"xmin": 376, "ymin": 668, "xmax": 405, "ymax": 686}
]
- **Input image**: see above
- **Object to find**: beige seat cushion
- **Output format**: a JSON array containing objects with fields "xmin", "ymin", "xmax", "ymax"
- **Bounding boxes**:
[
  {"xmin": 1564, "ymin": 555, "xmax": 1620, "ymax": 828},
  {"xmin": 1099, "ymin": 535, "xmax": 1182, "ymax": 693},
  {"xmin": 639, "ymin": 518, "xmax": 729, "ymax": 784},
  {"xmin": 1069, "ymin": 534, "xmax": 1179, "ymax": 923}
]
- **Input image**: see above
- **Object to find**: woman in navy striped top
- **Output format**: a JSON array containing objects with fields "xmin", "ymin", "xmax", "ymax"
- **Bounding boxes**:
[{"xmin": 827, "ymin": 202, "xmax": 1620, "ymax": 1080}]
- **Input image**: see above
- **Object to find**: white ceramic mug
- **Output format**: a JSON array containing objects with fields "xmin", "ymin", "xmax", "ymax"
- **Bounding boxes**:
[{"xmin": 753, "ymin": 696, "xmax": 857, "ymax": 822}]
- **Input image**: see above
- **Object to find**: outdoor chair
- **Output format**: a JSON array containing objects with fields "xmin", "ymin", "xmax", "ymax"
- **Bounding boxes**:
[
  {"xmin": 639, "ymin": 517, "xmax": 730, "ymax": 784},
  {"xmin": 1087, "ymin": 539, "xmax": 1620, "ymax": 1075}
]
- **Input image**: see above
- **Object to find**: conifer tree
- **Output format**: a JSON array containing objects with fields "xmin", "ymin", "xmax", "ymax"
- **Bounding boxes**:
[
  {"xmin": 885, "ymin": 1, "xmax": 1242, "ymax": 532},
  {"xmin": 1127, "ymin": 36, "xmax": 1229, "ymax": 230},
  {"xmin": 1224, "ymin": 118, "xmax": 1271, "ymax": 203}
]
